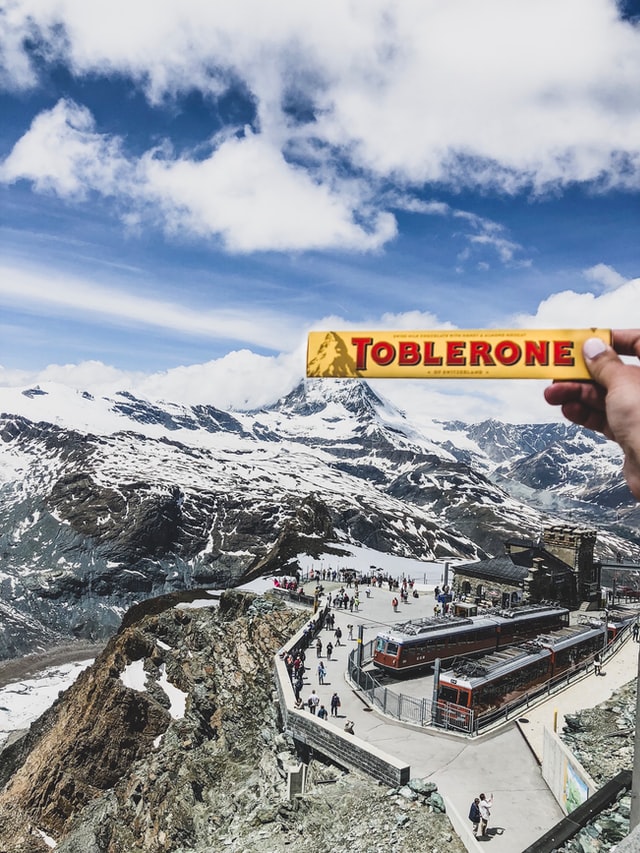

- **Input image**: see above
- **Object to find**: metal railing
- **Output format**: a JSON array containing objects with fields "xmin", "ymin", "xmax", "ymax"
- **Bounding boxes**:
[
  {"xmin": 271, "ymin": 586, "xmax": 318, "ymax": 608},
  {"xmin": 347, "ymin": 640, "xmax": 435, "ymax": 727}
]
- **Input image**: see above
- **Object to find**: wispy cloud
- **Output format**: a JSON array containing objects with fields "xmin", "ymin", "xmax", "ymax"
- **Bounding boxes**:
[
  {"xmin": 453, "ymin": 210, "xmax": 531, "ymax": 268},
  {"xmin": 583, "ymin": 263, "xmax": 628, "ymax": 292},
  {"xmin": 0, "ymin": 263, "xmax": 300, "ymax": 350},
  {"xmin": 388, "ymin": 194, "xmax": 531, "ymax": 268}
]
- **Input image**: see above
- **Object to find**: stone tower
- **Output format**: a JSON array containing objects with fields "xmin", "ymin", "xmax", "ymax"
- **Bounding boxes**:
[{"xmin": 542, "ymin": 524, "xmax": 599, "ymax": 604}]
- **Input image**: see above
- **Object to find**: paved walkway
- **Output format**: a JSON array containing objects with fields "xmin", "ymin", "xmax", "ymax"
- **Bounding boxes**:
[{"xmin": 296, "ymin": 581, "xmax": 639, "ymax": 852}]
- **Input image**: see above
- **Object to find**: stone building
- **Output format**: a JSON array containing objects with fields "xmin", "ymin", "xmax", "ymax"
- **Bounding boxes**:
[{"xmin": 453, "ymin": 524, "xmax": 600, "ymax": 610}]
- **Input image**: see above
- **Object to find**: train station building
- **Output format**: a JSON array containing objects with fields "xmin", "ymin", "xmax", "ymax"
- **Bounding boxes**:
[{"xmin": 453, "ymin": 523, "xmax": 601, "ymax": 610}]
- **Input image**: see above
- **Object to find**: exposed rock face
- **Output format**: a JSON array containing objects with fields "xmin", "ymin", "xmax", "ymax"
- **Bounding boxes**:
[
  {"xmin": 0, "ymin": 387, "xmax": 488, "ymax": 658},
  {"xmin": 556, "ymin": 679, "xmax": 636, "ymax": 852},
  {"xmin": 0, "ymin": 591, "xmax": 465, "ymax": 853},
  {"xmin": 561, "ymin": 680, "xmax": 636, "ymax": 786}
]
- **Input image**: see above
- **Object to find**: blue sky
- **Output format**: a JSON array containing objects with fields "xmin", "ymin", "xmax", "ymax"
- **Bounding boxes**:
[{"xmin": 1, "ymin": 0, "xmax": 639, "ymax": 422}]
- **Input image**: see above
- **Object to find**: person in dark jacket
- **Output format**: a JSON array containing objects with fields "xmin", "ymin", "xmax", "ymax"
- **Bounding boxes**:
[{"xmin": 469, "ymin": 798, "xmax": 481, "ymax": 836}]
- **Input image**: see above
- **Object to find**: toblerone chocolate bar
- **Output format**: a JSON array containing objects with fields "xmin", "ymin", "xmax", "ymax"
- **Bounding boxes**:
[{"xmin": 306, "ymin": 328, "xmax": 611, "ymax": 380}]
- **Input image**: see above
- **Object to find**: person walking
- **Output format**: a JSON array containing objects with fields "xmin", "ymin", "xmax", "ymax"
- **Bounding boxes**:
[
  {"xmin": 478, "ymin": 792, "xmax": 493, "ymax": 837},
  {"xmin": 330, "ymin": 692, "xmax": 341, "ymax": 717},
  {"xmin": 334, "ymin": 626, "xmax": 342, "ymax": 646},
  {"xmin": 317, "ymin": 661, "xmax": 326, "ymax": 684},
  {"xmin": 594, "ymin": 652, "xmax": 602, "ymax": 676},
  {"xmin": 316, "ymin": 637, "xmax": 323, "ymax": 657},
  {"xmin": 468, "ymin": 798, "xmax": 481, "ymax": 837},
  {"xmin": 308, "ymin": 690, "xmax": 320, "ymax": 714},
  {"xmin": 317, "ymin": 704, "xmax": 328, "ymax": 720},
  {"xmin": 326, "ymin": 641, "xmax": 333, "ymax": 660}
]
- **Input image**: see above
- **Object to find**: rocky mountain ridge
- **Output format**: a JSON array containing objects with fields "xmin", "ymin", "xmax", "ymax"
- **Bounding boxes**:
[
  {"xmin": 1, "ymin": 378, "xmax": 638, "ymax": 659},
  {"xmin": 0, "ymin": 590, "xmax": 466, "ymax": 853}
]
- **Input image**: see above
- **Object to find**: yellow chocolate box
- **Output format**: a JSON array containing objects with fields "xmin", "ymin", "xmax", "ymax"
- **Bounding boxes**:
[{"xmin": 306, "ymin": 328, "xmax": 611, "ymax": 380}]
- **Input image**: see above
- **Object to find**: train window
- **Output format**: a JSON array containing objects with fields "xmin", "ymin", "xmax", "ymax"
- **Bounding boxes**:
[
  {"xmin": 375, "ymin": 639, "xmax": 399, "ymax": 655},
  {"xmin": 439, "ymin": 685, "xmax": 460, "ymax": 704}
]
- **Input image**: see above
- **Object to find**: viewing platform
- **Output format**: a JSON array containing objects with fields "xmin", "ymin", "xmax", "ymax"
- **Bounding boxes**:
[{"xmin": 273, "ymin": 574, "xmax": 639, "ymax": 852}]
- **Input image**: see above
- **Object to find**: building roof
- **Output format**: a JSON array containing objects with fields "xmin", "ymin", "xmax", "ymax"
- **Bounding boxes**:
[
  {"xmin": 455, "ymin": 546, "xmax": 574, "ymax": 585},
  {"xmin": 455, "ymin": 555, "xmax": 529, "ymax": 583}
]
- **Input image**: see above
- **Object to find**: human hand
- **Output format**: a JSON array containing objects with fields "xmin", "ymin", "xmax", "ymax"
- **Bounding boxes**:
[{"xmin": 544, "ymin": 330, "xmax": 640, "ymax": 499}]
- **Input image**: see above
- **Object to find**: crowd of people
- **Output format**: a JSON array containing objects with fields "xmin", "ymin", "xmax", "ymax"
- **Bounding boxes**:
[
  {"xmin": 299, "ymin": 565, "xmax": 419, "ymax": 592},
  {"xmin": 281, "ymin": 609, "xmax": 348, "ymax": 733}
]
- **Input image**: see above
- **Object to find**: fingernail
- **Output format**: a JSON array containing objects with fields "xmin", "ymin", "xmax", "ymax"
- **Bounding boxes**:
[{"xmin": 583, "ymin": 337, "xmax": 607, "ymax": 360}]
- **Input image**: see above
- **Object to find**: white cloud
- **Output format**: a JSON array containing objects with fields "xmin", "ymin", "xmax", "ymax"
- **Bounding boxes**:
[
  {"xmin": 1, "ymin": 101, "xmax": 396, "ymax": 252},
  {"xmin": 0, "ymin": 262, "xmax": 300, "ymax": 350},
  {"xmin": 136, "ymin": 349, "xmax": 304, "ymax": 409},
  {"xmin": 583, "ymin": 263, "xmax": 628, "ymax": 291},
  {"xmin": 0, "ymin": 297, "xmax": 593, "ymax": 423},
  {"xmin": 373, "ymin": 376, "xmax": 559, "ymax": 425},
  {"xmin": 0, "ymin": 99, "xmax": 129, "ymax": 197},
  {"xmin": 1, "ymin": 1, "xmax": 640, "ymax": 253},
  {"xmin": 512, "ymin": 276, "xmax": 640, "ymax": 329},
  {"xmin": 36, "ymin": 360, "xmax": 145, "ymax": 389},
  {"xmin": 0, "ymin": 344, "xmax": 561, "ymax": 423},
  {"xmin": 0, "ymin": 349, "xmax": 304, "ymax": 413},
  {"xmin": 0, "ymin": 0, "xmax": 39, "ymax": 89},
  {"xmin": 140, "ymin": 130, "xmax": 397, "ymax": 252}
]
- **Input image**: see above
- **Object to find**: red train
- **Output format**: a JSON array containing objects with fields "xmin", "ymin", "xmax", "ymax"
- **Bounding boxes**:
[
  {"xmin": 373, "ymin": 604, "xmax": 570, "ymax": 676},
  {"xmin": 434, "ymin": 621, "xmax": 607, "ymax": 727}
]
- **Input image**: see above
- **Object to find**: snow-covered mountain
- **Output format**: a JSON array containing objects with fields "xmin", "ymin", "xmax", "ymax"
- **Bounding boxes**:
[{"xmin": 1, "ymin": 378, "xmax": 638, "ymax": 658}]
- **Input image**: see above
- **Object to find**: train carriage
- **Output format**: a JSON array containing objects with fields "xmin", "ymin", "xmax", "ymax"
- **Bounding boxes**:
[
  {"xmin": 435, "ymin": 622, "xmax": 606, "ymax": 721},
  {"xmin": 373, "ymin": 604, "xmax": 570, "ymax": 675}
]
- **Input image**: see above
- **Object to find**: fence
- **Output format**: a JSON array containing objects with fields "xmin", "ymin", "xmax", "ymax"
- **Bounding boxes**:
[
  {"xmin": 271, "ymin": 586, "xmax": 318, "ymax": 609},
  {"xmin": 347, "ymin": 639, "xmax": 436, "ymax": 728}
]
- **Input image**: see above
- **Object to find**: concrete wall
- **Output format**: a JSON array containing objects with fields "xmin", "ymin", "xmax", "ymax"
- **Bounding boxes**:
[
  {"xmin": 274, "ymin": 613, "xmax": 410, "ymax": 788},
  {"xmin": 541, "ymin": 727, "xmax": 597, "ymax": 815},
  {"xmin": 286, "ymin": 707, "xmax": 410, "ymax": 787}
]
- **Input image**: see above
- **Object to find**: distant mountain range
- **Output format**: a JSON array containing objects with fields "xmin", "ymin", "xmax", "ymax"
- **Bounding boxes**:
[{"xmin": 1, "ymin": 378, "xmax": 638, "ymax": 658}]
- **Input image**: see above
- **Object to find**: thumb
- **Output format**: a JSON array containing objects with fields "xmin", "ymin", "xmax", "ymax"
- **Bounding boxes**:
[{"xmin": 582, "ymin": 337, "xmax": 627, "ymax": 388}]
